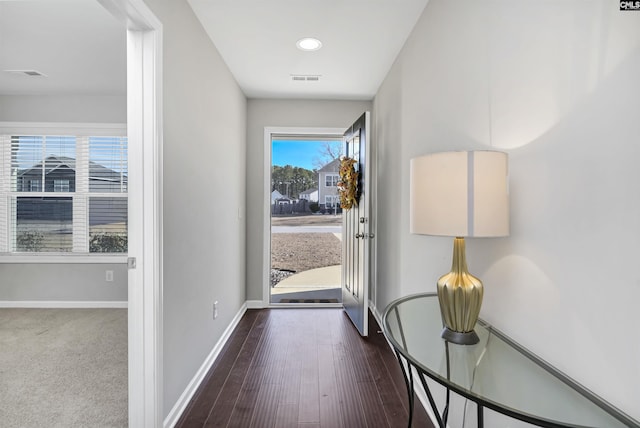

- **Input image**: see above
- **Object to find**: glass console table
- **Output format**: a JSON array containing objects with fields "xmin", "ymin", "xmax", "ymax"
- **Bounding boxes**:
[{"xmin": 382, "ymin": 293, "xmax": 639, "ymax": 428}]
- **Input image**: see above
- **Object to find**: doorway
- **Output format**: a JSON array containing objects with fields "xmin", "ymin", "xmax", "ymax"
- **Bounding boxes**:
[{"xmin": 265, "ymin": 130, "xmax": 344, "ymax": 306}]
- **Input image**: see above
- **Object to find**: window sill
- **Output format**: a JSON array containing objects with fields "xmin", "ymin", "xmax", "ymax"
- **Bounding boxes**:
[{"xmin": 0, "ymin": 254, "xmax": 128, "ymax": 264}]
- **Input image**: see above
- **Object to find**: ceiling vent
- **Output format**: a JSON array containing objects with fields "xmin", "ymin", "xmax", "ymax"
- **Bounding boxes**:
[
  {"xmin": 3, "ymin": 70, "xmax": 48, "ymax": 77},
  {"xmin": 291, "ymin": 75, "xmax": 321, "ymax": 82}
]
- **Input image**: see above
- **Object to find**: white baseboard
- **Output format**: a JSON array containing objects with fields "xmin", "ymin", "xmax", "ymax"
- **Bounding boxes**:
[
  {"xmin": 369, "ymin": 300, "xmax": 441, "ymax": 428},
  {"xmin": 246, "ymin": 299, "xmax": 265, "ymax": 309},
  {"xmin": 163, "ymin": 301, "xmax": 249, "ymax": 428},
  {"xmin": 0, "ymin": 300, "xmax": 128, "ymax": 308}
]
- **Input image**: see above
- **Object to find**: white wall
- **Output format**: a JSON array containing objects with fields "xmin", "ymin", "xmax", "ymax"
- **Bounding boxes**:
[
  {"xmin": 246, "ymin": 99, "xmax": 372, "ymax": 301},
  {"xmin": 374, "ymin": 0, "xmax": 640, "ymax": 423},
  {"xmin": 140, "ymin": 0, "xmax": 248, "ymax": 418}
]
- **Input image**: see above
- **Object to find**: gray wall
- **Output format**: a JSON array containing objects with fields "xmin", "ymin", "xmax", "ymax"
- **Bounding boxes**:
[
  {"xmin": 246, "ymin": 99, "xmax": 372, "ymax": 301},
  {"xmin": 0, "ymin": 95, "xmax": 127, "ymax": 123},
  {"xmin": 0, "ymin": 90, "xmax": 128, "ymax": 304},
  {"xmin": 0, "ymin": 263, "xmax": 127, "ymax": 301},
  {"xmin": 140, "ymin": 0, "xmax": 248, "ymax": 418},
  {"xmin": 373, "ymin": 0, "xmax": 640, "ymax": 423}
]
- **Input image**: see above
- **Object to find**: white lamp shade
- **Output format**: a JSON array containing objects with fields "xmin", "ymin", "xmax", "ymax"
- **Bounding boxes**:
[{"xmin": 410, "ymin": 151, "xmax": 509, "ymax": 237}]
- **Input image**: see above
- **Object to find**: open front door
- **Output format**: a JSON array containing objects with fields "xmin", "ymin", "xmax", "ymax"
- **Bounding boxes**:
[{"xmin": 342, "ymin": 112, "xmax": 371, "ymax": 336}]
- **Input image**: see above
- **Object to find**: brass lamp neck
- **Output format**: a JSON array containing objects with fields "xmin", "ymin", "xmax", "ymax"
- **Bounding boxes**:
[{"xmin": 451, "ymin": 237, "xmax": 468, "ymax": 274}]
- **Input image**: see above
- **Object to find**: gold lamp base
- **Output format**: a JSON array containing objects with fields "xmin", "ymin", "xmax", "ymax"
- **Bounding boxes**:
[{"xmin": 437, "ymin": 237, "xmax": 483, "ymax": 345}]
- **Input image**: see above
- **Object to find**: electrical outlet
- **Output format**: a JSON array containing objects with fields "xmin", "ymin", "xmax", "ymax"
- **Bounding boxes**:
[
  {"xmin": 105, "ymin": 270, "xmax": 114, "ymax": 282},
  {"xmin": 213, "ymin": 301, "xmax": 219, "ymax": 320}
]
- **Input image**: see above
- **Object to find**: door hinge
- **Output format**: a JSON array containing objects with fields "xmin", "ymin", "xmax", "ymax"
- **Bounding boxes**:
[{"xmin": 127, "ymin": 257, "xmax": 137, "ymax": 269}]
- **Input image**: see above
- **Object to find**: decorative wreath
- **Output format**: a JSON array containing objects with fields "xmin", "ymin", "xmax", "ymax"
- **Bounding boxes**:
[{"xmin": 338, "ymin": 156, "xmax": 359, "ymax": 210}]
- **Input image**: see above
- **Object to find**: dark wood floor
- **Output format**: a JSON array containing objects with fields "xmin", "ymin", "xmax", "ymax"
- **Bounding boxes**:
[{"xmin": 176, "ymin": 308, "xmax": 433, "ymax": 428}]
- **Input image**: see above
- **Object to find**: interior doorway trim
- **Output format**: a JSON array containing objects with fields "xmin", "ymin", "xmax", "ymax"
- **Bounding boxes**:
[
  {"xmin": 263, "ymin": 127, "xmax": 344, "ymax": 307},
  {"xmin": 99, "ymin": 0, "xmax": 163, "ymax": 426}
]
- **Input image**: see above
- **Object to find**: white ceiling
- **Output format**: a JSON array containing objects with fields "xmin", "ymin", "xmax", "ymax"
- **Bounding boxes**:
[
  {"xmin": 0, "ymin": 0, "xmax": 126, "ymax": 96},
  {"xmin": 188, "ymin": 0, "xmax": 429, "ymax": 100},
  {"xmin": 0, "ymin": 0, "xmax": 428, "ymax": 100}
]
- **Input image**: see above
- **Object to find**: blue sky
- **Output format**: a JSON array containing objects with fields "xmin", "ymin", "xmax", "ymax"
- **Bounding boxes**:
[{"xmin": 272, "ymin": 140, "xmax": 342, "ymax": 170}]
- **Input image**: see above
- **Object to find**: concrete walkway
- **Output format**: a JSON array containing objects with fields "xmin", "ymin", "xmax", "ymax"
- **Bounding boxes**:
[{"xmin": 271, "ymin": 265, "xmax": 341, "ymax": 295}]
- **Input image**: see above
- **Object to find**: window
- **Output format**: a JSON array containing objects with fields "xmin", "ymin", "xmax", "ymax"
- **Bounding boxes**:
[
  {"xmin": 325, "ymin": 195, "xmax": 339, "ymax": 208},
  {"xmin": 0, "ymin": 133, "xmax": 128, "ymax": 254},
  {"xmin": 54, "ymin": 179, "xmax": 70, "ymax": 192},
  {"xmin": 325, "ymin": 174, "xmax": 339, "ymax": 187}
]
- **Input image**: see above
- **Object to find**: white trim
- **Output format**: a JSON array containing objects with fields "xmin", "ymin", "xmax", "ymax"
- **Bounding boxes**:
[
  {"xmin": 163, "ymin": 302, "xmax": 248, "ymax": 428},
  {"xmin": 101, "ymin": 1, "xmax": 164, "ymax": 427},
  {"xmin": 369, "ymin": 302, "xmax": 441, "ymax": 428},
  {"xmin": 263, "ymin": 127, "xmax": 345, "ymax": 307},
  {"xmin": 127, "ymin": 22, "xmax": 164, "ymax": 428},
  {"xmin": 246, "ymin": 300, "xmax": 266, "ymax": 309},
  {"xmin": 0, "ymin": 301, "xmax": 127, "ymax": 308},
  {"xmin": 0, "ymin": 255, "xmax": 127, "ymax": 264},
  {"xmin": 0, "ymin": 122, "xmax": 126, "ymax": 136}
]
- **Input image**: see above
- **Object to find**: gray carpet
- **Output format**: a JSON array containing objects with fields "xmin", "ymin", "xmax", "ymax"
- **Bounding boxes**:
[{"xmin": 0, "ymin": 308, "xmax": 128, "ymax": 427}]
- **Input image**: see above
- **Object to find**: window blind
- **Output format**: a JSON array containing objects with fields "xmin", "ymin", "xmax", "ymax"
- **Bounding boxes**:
[{"xmin": 1, "ymin": 134, "xmax": 128, "ymax": 254}]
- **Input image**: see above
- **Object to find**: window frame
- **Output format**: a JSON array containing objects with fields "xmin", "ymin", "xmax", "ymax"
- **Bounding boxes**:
[
  {"xmin": 29, "ymin": 179, "xmax": 41, "ymax": 192},
  {"xmin": 325, "ymin": 174, "xmax": 339, "ymax": 187},
  {"xmin": 0, "ymin": 122, "xmax": 127, "ymax": 263},
  {"xmin": 53, "ymin": 179, "xmax": 71, "ymax": 192}
]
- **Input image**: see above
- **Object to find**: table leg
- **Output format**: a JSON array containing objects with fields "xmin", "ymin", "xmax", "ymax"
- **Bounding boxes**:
[
  {"xmin": 417, "ymin": 371, "xmax": 445, "ymax": 428},
  {"xmin": 478, "ymin": 404, "xmax": 484, "ymax": 428},
  {"xmin": 394, "ymin": 350, "xmax": 414, "ymax": 428}
]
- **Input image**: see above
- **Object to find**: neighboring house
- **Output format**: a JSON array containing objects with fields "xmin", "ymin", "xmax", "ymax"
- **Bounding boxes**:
[
  {"xmin": 18, "ymin": 155, "xmax": 127, "ymax": 194},
  {"xmin": 270, "ymin": 189, "xmax": 284, "ymax": 203},
  {"xmin": 275, "ymin": 196, "xmax": 294, "ymax": 205},
  {"xmin": 16, "ymin": 155, "xmax": 127, "ymax": 222},
  {"xmin": 317, "ymin": 158, "xmax": 340, "ymax": 210},
  {"xmin": 17, "ymin": 155, "xmax": 77, "ymax": 193},
  {"xmin": 299, "ymin": 188, "xmax": 318, "ymax": 202}
]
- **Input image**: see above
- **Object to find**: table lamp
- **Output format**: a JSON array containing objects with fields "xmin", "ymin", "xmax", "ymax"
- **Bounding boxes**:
[{"xmin": 410, "ymin": 151, "xmax": 509, "ymax": 345}]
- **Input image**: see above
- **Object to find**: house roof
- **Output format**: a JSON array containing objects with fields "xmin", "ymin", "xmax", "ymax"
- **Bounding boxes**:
[
  {"xmin": 18, "ymin": 155, "xmax": 126, "ymax": 182},
  {"xmin": 300, "ymin": 188, "xmax": 317, "ymax": 195},
  {"xmin": 18, "ymin": 155, "xmax": 75, "ymax": 176},
  {"xmin": 317, "ymin": 158, "xmax": 340, "ymax": 173}
]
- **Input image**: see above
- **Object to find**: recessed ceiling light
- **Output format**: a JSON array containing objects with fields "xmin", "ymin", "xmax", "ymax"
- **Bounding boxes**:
[{"xmin": 296, "ymin": 38, "xmax": 322, "ymax": 52}]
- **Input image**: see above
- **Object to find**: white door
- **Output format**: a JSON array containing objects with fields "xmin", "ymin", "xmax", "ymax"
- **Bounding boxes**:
[{"xmin": 342, "ymin": 112, "xmax": 371, "ymax": 336}]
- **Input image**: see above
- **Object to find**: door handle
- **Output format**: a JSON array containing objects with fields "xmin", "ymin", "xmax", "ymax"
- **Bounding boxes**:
[{"xmin": 355, "ymin": 233, "xmax": 364, "ymax": 239}]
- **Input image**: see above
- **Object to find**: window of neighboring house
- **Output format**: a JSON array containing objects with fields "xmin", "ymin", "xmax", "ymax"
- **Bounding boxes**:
[
  {"xmin": 325, "ymin": 195, "xmax": 339, "ymax": 208},
  {"xmin": 325, "ymin": 174, "xmax": 339, "ymax": 187},
  {"xmin": 0, "ymin": 133, "xmax": 128, "ymax": 254},
  {"xmin": 54, "ymin": 179, "xmax": 70, "ymax": 192},
  {"xmin": 29, "ymin": 179, "xmax": 41, "ymax": 192}
]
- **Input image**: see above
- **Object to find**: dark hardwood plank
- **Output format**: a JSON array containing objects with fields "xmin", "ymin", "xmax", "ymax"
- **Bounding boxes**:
[
  {"xmin": 333, "ymin": 341, "xmax": 368, "ymax": 428},
  {"xmin": 274, "ymin": 403, "xmax": 298, "ymax": 428},
  {"xmin": 177, "ymin": 308, "xmax": 434, "ymax": 428},
  {"xmin": 367, "ymin": 312, "xmax": 433, "ymax": 427},
  {"xmin": 202, "ymin": 312, "xmax": 271, "ymax": 427},
  {"xmin": 298, "ymin": 343, "xmax": 320, "ymax": 424},
  {"xmin": 317, "ymin": 344, "xmax": 344, "ymax": 428},
  {"xmin": 357, "ymin": 380, "xmax": 392, "ymax": 428},
  {"xmin": 359, "ymin": 332, "xmax": 411, "ymax": 427},
  {"xmin": 249, "ymin": 381, "xmax": 281, "ymax": 428},
  {"xmin": 177, "ymin": 309, "xmax": 262, "ymax": 427},
  {"xmin": 226, "ymin": 364, "xmax": 266, "ymax": 428}
]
